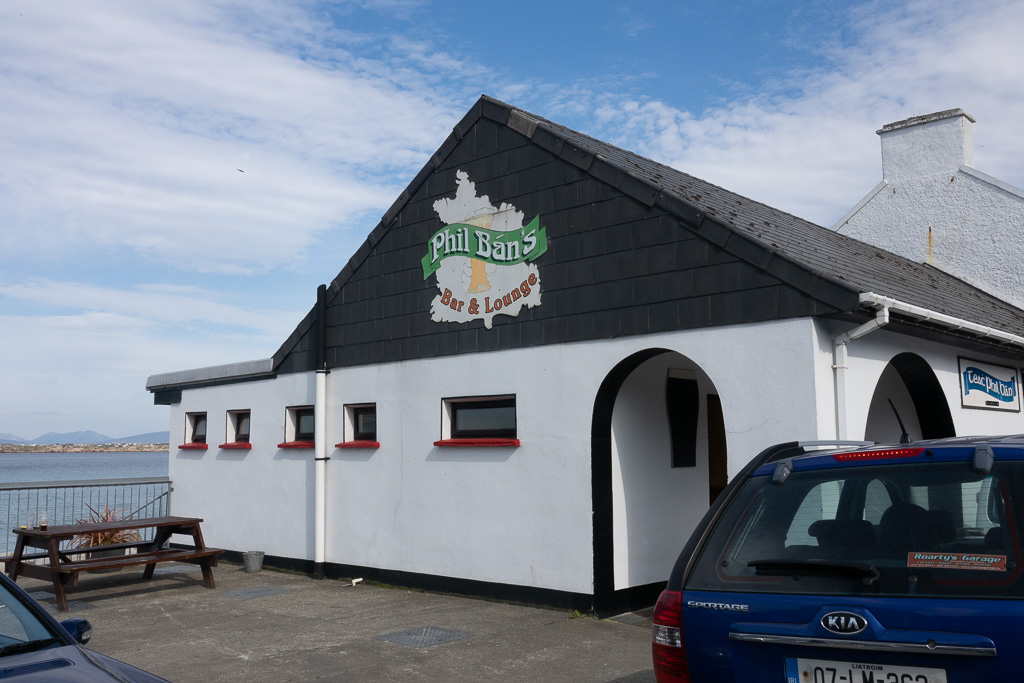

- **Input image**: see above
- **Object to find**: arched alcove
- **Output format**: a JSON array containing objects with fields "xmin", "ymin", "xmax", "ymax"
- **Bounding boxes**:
[
  {"xmin": 591, "ymin": 349, "xmax": 726, "ymax": 613},
  {"xmin": 864, "ymin": 352, "xmax": 955, "ymax": 442}
]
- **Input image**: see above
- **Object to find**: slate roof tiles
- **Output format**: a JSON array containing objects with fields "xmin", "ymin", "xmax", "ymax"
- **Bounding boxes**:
[{"xmin": 500, "ymin": 95, "xmax": 1024, "ymax": 340}]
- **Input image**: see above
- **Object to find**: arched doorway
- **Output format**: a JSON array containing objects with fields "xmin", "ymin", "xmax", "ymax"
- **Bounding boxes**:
[
  {"xmin": 864, "ymin": 352, "xmax": 955, "ymax": 442},
  {"xmin": 591, "ymin": 349, "xmax": 726, "ymax": 613}
]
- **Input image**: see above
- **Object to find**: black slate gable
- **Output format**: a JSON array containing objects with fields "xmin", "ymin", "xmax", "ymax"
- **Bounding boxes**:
[{"xmin": 272, "ymin": 96, "xmax": 1024, "ymax": 373}]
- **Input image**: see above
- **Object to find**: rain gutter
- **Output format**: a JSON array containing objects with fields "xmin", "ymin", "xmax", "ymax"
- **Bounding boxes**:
[{"xmin": 833, "ymin": 292, "xmax": 1024, "ymax": 440}]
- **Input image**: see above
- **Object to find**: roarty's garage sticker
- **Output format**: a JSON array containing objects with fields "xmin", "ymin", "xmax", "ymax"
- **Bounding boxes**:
[
  {"xmin": 423, "ymin": 170, "xmax": 547, "ymax": 329},
  {"xmin": 908, "ymin": 552, "xmax": 1007, "ymax": 572}
]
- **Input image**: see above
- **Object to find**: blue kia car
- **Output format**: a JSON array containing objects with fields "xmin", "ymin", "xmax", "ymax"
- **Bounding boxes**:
[
  {"xmin": 652, "ymin": 436, "xmax": 1024, "ymax": 682},
  {"xmin": 0, "ymin": 570, "xmax": 167, "ymax": 681}
]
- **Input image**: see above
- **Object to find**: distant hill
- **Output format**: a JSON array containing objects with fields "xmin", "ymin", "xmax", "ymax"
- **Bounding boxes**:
[
  {"xmin": 33, "ymin": 430, "xmax": 113, "ymax": 445},
  {"xmin": 0, "ymin": 430, "xmax": 170, "ymax": 445}
]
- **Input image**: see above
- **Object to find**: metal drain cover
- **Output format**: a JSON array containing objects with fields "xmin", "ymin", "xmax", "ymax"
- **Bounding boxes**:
[
  {"xmin": 222, "ymin": 586, "xmax": 288, "ymax": 600},
  {"xmin": 375, "ymin": 626, "xmax": 472, "ymax": 648},
  {"xmin": 27, "ymin": 591, "xmax": 55, "ymax": 601}
]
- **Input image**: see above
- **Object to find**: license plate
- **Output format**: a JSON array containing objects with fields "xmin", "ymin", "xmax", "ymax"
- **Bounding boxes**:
[{"xmin": 786, "ymin": 657, "xmax": 947, "ymax": 683}]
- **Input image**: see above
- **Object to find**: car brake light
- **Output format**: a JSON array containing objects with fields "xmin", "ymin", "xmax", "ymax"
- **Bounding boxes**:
[
  {"xmin": 652, "ymin": 590, "xmax": 689, "ymax": 683},
  {"xmin": 833, "ymin": 446, "xmax": 925, "ymax": 461}
]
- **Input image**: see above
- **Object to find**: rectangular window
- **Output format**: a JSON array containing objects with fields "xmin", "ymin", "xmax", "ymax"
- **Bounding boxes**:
[
  {"xmin": 188, "ymin": 412, "xmax": 207, "ymax": 444},
  {"xmin": 437, "ymin": 395, "xmax": 518, "ymax": 446},
  {"xmin": 351, "ymin": 405, "xmax": 377, "ymax": 441},
  {"xmin": 279, "ymin": 406, "xmax": 315, "ymax": 448},
  {"xmin": 224, "ymin": 410, "xmax": 251, "ymax": 446},
  {"xmin": 180, "ymin": 412, "xmax": 209, "ymax": 450},
  {"xmin": 338, "ymin": 404, "xmax": 378, "ymax": 448},
  {"xmin": 686, "ymin": 462, "xmax": 1024, "ymax": 599},
  {"xmin": 452, "ymin": 398, "xmax": 516, "ymax": 438},
  {"xmin": 236, "ymin": 412, "xmax": 251, "ymax": 442},
  {"xmin": 296, "ymin": 408, "xmax": 315, "ymax": 441}
]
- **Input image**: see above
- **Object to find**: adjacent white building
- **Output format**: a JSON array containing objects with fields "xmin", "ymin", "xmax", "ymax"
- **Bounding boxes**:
[
  {"xmin": 148, "ymin": 98, "xmax": 1024, "ymax": 612},
  {"xmin": 835, "ymin": 108, "xmax": 1024, "ymax": 310}
]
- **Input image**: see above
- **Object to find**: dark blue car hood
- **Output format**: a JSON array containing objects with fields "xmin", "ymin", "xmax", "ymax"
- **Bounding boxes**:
[{"xmin": 0, "ymin": 644, "xmax": 167, "ymax": 682}]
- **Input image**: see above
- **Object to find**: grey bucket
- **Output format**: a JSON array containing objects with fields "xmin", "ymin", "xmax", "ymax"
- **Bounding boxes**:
[{"xmin": 242, "ymin": 551, "xmax": 264, "ymax": 573}]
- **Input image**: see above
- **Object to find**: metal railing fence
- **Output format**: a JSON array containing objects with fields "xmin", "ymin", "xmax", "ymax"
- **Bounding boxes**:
[{"xmin": 1, "ymin": 477, "xmax": 172, "ymax": 556}]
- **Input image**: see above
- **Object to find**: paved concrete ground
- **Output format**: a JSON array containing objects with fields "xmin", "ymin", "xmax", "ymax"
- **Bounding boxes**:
[{"xmin": 18, "ymin": 561, "xmax": 656, "ymax": 682}]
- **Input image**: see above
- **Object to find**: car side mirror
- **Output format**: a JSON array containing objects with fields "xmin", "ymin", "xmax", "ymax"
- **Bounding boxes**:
[{"xmin": 61, "ymin": 617, "xmax": 93, "ymax": 645}]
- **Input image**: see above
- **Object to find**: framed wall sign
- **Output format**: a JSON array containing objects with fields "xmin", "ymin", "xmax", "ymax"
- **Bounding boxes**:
[{"xmin": 958, "ymin": 357, "xmax": 1020, "ymax": 412}]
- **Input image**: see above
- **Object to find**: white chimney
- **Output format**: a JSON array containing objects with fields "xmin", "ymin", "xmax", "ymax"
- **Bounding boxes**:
[
  {"xmin": 838, "ymin": 108, "xmax": 1024, "ymax": 312},
  {"xmin": 878, "ymin": 109, "xmax": 975, "ymax": 181}
]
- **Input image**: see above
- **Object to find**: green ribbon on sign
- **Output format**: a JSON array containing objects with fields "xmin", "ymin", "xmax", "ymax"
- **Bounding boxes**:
[{"xmin": 421, "ymin": 215, "xmax": 548, "ymax": 279}]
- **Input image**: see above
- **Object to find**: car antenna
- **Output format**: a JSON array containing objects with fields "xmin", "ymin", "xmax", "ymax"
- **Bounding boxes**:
[{"xmin": 887, "ymin": 399, "xmax": 912, "ymax": 444}]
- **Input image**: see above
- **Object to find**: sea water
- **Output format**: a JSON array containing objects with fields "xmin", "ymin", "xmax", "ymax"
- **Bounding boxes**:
[
  {"xmin": 0, "ymin": 451, "xmax": 170, "ymax": 554},
  {"xmin": 0, "ymin": 451, "xmax": 168, "ymax": 483}
]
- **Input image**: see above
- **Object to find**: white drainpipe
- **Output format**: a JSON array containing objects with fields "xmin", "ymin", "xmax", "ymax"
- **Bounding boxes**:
[
  {"xmin": 313, "ymin": 284, "xmax": 328, "ymax": 579},
  {"xmin": 833, "ymin": 304, "xmax": 890, "ymax": 440},
  {"xmin": 314, "ymin": 366, "xmax": 328, "ymax": 578}
]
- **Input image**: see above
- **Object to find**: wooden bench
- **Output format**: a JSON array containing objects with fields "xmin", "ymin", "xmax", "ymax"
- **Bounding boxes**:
[
  {"xmin": 1, "ymin": 541, "xmax": 155, "ymax": 571},
  {"xmin": 6, "ymin": 516, "xmax": 223, "ymax": 611},
  {"xmin": 56, "ymin": 546, "xmax": 224, "ymax": 578}
]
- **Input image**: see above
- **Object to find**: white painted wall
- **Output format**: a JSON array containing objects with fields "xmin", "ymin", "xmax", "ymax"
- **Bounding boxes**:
[
  {"xmin": 168, "ymin": 318, "xmax": 825, "ymax": 595},
  {"xmin": 327, "ymin": 319, "xmax": 827, "ymax": 594},
  {"xmin": 168, "ymin": 372, "xmax": 316, "ymax": 559},
  {"xmin": 813, "ymin": 320, "xmax": 1024, "ymax": 441},
  {"xmin": 836, "ymin": 111, "xmax": 1024, "ymax": 310},
  {"xmin": 167, "ymin": 315, "xmax": 1024, "ymax": 597},
  {"xmin": 324, "ymin": 344, "xmax": 597, "ymax": 594}
]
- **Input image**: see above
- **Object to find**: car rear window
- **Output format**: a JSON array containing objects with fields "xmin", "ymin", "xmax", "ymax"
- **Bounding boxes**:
[{"xmin": 686, "ymin": 459, "xmax": 1024, "ymax": 598}]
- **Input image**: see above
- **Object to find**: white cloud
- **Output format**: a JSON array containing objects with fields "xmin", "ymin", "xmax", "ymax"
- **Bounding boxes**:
[
  {"xmin": 585, "ymin": 0, "xmax": 1024, "ymax": 226},
  {"xmin": 0, "ymin": 279, "xmax": 301, "ymax": 337},
  {"xmin": 0, "ymin": 0, "xmax": 462, "ymax": 274}
]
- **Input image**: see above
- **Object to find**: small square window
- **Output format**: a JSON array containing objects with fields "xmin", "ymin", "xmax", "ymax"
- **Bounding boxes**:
[
  {"xmin": 226, "ymin": 410, "xmax": 251, "ymax": 444},
  {"xmin": 187, "ymin": 412, "xmax": 207, "ymax": 444},
  {"xmin": 440, "ymin": 395, "xmax": 517, "ymax": 443},
  {"xmin": 337, "ymin": 404, "xmax": 378, "ymax": 449},
  {"xmin": 279, "ymin": 406, "xmax": 315, "ymax": 449}
]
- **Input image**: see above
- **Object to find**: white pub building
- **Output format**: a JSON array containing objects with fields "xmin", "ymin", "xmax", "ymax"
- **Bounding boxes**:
[{"xmin": 148, "ymin": 100, "xmax": 1024, "ymax": 612}]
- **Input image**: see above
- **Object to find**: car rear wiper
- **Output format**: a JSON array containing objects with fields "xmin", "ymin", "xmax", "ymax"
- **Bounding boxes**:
[
  {"xmin": 0, "ymin": 637, "xmax": 61, "ymax": 656},
  {"xmin": 748, "ymin": 559, "xmax": 880, "ymax": 585}
]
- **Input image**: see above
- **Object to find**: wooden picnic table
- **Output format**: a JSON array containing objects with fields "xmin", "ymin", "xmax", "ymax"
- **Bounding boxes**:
[{"xmin": 5, "ymin": 515, "xmax": 223, "ymax": 611}]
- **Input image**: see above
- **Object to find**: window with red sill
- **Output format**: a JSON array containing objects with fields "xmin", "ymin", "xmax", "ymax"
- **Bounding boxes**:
[
  {"xmin": 278, "ymin": 406, "xmax": 315, "ymax": 448},
  {"xmin": 337, "ymin": 404, "xmax": 378, "ymax": 449},
  {"xmin": 180, "ymin": 412, "xmax": 208, "ymax": 450},
  {"xmin": 434, "ymin": 395, "xmax": 519, "ymax": 447},
  {"xmin": 220, "ymin": 409, "xmax": 251, "ymax": 449}
]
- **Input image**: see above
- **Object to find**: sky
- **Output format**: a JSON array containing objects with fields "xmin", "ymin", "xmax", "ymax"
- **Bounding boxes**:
[{"xmin": 3, "ymin": 0, "xmax": 1024, "ymax": 440}]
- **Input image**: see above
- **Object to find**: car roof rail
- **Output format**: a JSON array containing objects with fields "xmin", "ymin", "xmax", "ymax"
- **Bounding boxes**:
[{"xmin": 796, "ymin": 440, "xmax": 875, "ymax": 450}]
